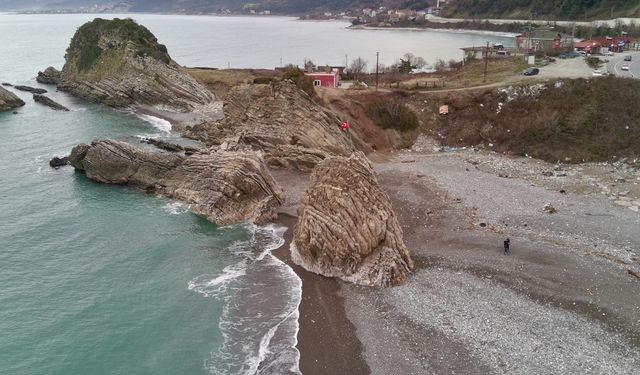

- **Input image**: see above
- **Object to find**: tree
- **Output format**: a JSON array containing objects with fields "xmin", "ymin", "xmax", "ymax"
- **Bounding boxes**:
[
  {"xmin": 349, "ymin": 57, "xmax": 368, "ymax": 80},
  {"xmin": 434, "ymin": 59, "xmax": 447, "ymax": 72},
  {"xmin": 402, "ymin": 53, "xmax": 427, "ymax": 69}
]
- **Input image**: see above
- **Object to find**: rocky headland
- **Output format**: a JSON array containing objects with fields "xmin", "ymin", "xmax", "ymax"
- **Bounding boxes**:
[
  {"xmin": 55, "ymin": 18, "xmax": 215, "ymax": 117},
  {"xmin": 184, "ymin": 80, "xmax": 355, "ymax": 170},
  {"xmin": 0, "ymin": 86, "xmax": 25, "ymax": 111},
  {"xmin": 290, "ymin": 152, "xmax": 413, "ymax": 286},
  {"xmin": 69, "ymin": 139, "xmax": 283, "ymax": 225}
]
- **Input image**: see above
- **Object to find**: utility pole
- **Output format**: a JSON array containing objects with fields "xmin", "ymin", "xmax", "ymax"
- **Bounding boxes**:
[
  {"xmin": 345, "ymin": 54, "xmax": 348, "ymax": 69},
  {"xmin": 280, "ymin": 57, "xmax": 282, "ymax": 67},
  {"xmin": 483, "ymin": 41, "xmax": 489, "ymax": 82},
  {"xmin": 375, "ymin": 52, "xmax": 379, "ymax": 91}
]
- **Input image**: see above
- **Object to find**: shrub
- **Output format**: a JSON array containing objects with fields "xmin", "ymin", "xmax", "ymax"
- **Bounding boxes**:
[
  {"xmin": 281, "ymin": 66, "xmax": 316, "ymax": 98},
  {"xmin": 253, "ymin": 77, "xmax": 273, "ymax": 84},
  {"xmin": 364, "ymin": 97, "xmax": 419, "ymax": 133}
]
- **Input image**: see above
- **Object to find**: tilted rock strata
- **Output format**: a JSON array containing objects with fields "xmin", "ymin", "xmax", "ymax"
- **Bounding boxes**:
[
  {"xmin": 33, "ymin": 94, "xmax": 70, "ymax": 111},
  {"xmin": 69, "ymin": 139, "xmax": 283, "ymax": 225},
  {"xmin": 58, "ymin": 18, "xmax": 214, "ymax": 111},
  {"xmin": 292, "ymin": 152, "xmax": 413, "ymax": 286},
  {"xmin": 0, "ymin": 86, "xmax": 25, "ymax": 111},
  {"xmin": 184, "ymin": 80, "xmax": 354, "ymax": 171}
]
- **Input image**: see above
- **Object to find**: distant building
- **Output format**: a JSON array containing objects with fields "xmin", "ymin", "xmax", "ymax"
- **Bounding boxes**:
[
  {"xmin": 304, "ymin": 70, "xmax": 340, "ymax": 88},
  {"xmin": 516, "ymin": 28, "xmax": 573, "ymax": 53},
  {"xmin": 590, "ymin": 35, "xmax": 632, "ymax": 53},
  {"xmin": 574, "ymin": 40, "xmax": 603, "ymax": 54}
]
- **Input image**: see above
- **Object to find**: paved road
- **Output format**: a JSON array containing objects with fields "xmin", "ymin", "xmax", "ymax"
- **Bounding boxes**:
[{"xmin": 606, "ymin": 51, "xmax": 640, "ymax": 79}]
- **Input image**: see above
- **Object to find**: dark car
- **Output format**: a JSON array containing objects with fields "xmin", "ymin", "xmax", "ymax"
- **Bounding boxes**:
[
  {"xmin": 624, "ymin": 55, "xmax": 632, "ymax": 61},
  {"xmin": 523, "ymin": 67, "xmax": 540, "ymax": 76}
]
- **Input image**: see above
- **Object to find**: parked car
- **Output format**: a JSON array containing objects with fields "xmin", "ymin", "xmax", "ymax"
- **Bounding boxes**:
[
  {"xmin": 621, "ymin": 64, "xmax": 630, "ymax": 71},
  {"xmin": 523, "ymin": 67, "xmax": 539, "ymax": 76},
  {"xmin": 624, "ymin": 55, "xmax": 632, "ymax": 61},
  {"xmin": 592, "ymin": 69, "xmax": 603, "ymax": 76},
  {"xmin": 604, "ymin": 51, "xmax": 614, "ymax": 56}
]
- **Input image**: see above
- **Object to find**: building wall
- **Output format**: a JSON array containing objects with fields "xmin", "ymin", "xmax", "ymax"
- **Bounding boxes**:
[{"xmin": 306, "ymin": 74, "xmax": 338, "ymax": 88}]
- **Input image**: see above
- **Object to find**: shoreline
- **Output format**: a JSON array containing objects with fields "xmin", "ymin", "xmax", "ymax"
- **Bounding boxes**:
[
  {"xmin": 272, "ymin": 213, "xmax": 369, "ymax": 375},
  {"xmin": 348, "ymin": 24, "xmax": 518, "ymax": 37}
]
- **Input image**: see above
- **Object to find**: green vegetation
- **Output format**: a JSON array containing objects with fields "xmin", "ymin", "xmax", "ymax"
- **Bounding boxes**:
[
  {"xmin": 281, "ymin": 66, "xmax": 316, "ymax": 98},
  {"xmin": 441, "ymin": 0, "xmax": 640, "ymax": 20},
  {"xmin": 424, "ymin": 77, "xmax": 640, "ymax": 162},
  {"xmin": 67, "ymin": 18, "xmax": 170, "ymax": 72},
  {"xmin": 364, "ymin": 96, "xmax": 419, "ymax": 133}
]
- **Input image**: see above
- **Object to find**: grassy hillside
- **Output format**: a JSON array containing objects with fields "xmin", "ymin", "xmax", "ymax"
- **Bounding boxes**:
[
  {"xmin": 418, "ymin": 77, "xmax": 640, "ymax": 163},
  {"xmin": 441, "ymin": 0, "xmax": 640, "ymax": 20}
]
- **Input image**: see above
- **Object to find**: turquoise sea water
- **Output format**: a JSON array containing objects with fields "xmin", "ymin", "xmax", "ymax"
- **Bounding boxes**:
[{"xmin": 0, "ymin": 14, "xmax": 512, "ymax": 374}]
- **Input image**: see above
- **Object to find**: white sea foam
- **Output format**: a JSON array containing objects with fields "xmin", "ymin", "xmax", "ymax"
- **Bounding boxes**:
[
  {"xmin": 190, "ymin": 224, "xmax": 302, "ymax": 375},
  {"xmin": 162, "ymin": 201, "xmax": 190, "ymax": 215},
  {"xmin": 137, "ymin": 114, "xmax": 172, "ymax": 134}
]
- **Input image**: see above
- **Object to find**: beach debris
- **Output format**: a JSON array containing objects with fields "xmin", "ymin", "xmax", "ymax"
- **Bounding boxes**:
[
  {"xmin": 543, "ymin": 203, "xmax": 558, "ymax": 213},
  {"xmin": 627, "ymin": 269, "xmax": 640, "ymax": 279},
  {"xmin": 439, "ymin": 105, "xmax": 449, "ymax": 115}
]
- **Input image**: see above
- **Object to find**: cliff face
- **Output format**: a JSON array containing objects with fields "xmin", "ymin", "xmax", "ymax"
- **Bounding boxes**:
[
  {"xmin": 58, "ymin": 18, "xmax": 214, "ymax": 111},
  {"xmin": 184, "ymin": 80, "xmax": 354, "ymax": 171},
  {"xmin": 69, "ymin": 139, "xmax": 284, "ymax": 225},
  {"xmin": 291, "ymin": 152, "xmax": 413, "ymax": 286},
  {"xmin": 0, "ymin": 87, "xmax": 25, "ymax": 111}
]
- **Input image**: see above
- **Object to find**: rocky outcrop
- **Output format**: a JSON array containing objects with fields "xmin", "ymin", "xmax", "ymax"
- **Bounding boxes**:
[
  {"xmin": 291, "ymin": 152, "xmax": 413, "ymax": 287},
  {"xmin": 57, "ymin": 18, "xmax": 214, "ymax": 112},
  {"xmin": 0, "ymin": 86, "xmax": 25, "ymax": 111},
  {"xmin": 14, "ymin": 85, "xmax": 47, "ymax": 94},
  {"xmin": 69, "ymin": 139, "xmax": 283, "ymax": 225},
  {"xmin": 33, "ymin": 94, "xmax": 69, "ymax": 111},
  {"xmin": 184, "ymin": 80, "xmax": 354, "ymax": 171},
  {"xmin": 49, "ymin": 156, "xmax": 70, "ymax": 168},
  {"xmin": 37, "ymin": 67, "xmax": 62, "ymax": 84}
]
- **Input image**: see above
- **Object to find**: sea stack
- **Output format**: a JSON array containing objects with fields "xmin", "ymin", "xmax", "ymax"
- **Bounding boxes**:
[
  {"xmin": 57, "ymin": 18, "xmax": 214, "ymax": 111},
  {"xmin": 0, "ymin": 86, "xmax": 25, "ymax": 111},
  {"xmin": 291, "ymin": 152, "xmax": 413, "ymax": 286}
]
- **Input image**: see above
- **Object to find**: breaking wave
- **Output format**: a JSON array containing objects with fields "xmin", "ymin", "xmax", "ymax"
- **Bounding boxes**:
[{"xmin": 189, "ymin": 224, "xmax": 302, "ymax": 375}]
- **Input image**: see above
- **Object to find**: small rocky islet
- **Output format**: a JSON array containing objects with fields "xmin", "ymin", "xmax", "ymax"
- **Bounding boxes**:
[{"xmin": 47, "ymin": 17, "xmax": 411, "ymax": 286}]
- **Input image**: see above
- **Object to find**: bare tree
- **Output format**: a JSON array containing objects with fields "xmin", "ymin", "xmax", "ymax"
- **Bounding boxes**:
[
  {"xmin": 402, "ymin": 52, "xmax": 427, "ymax": 69},
  {"xmin": 349, "ymin": 57, "xmax": 368, "ymax": 80},
  {"xmin": 434, "ymin": 59, "xmax": 447, "ymax": 72}
]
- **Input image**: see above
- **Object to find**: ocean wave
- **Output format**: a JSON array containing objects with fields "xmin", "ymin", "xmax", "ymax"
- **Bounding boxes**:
[
  {"xmin": 162, "ymin": 201, "xmax": 190, "ymax": 215},
  {"xmin": 136, "ymin": 114, "xmax": 172, "ymax": 134},
  {"xmin": 189, "ymin": 224, "xmax": 302, "ymax": 375}
]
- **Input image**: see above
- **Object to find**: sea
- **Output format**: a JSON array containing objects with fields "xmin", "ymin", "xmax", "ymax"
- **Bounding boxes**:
[{"xmin": 0, "ymin": 14, "xmax": 513, "ymax": 375}]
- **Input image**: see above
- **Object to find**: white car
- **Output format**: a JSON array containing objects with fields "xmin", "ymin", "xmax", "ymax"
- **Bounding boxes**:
[
  {"xmin": 592, "ymin": 69, "xmax": 603, "ymax": 76},
  {"xmin": 621, "ymin": 64, "xmax": 630, "ymax": 71}
]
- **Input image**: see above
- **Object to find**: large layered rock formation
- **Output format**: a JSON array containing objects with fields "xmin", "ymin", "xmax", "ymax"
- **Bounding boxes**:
[
  {"xmin": 291, "ymin": 152, "xmax": 413, "ymax": 286},
  {"xmin": 184, "ymin": 80, "xmax": 354, "ymax": 170},
  {"xmin": 57, "ymin": 18, "xmax": 214, "ymax": 111},
  {"xmin": 0, "ymin": 86, "xmax": 25, "ymax": 111},
  {"xmin": 37, "ymin": 67, "xmax": 62, "ymax": 84},
  {"xmin": 69, "ymin": 139, "xmax": 283, "ymax": 225}
]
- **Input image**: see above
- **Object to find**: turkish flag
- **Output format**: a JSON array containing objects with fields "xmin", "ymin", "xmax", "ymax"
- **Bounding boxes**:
[{"xmin": 340, "ymin": 120, "xmax": 350, "ymax": 131}]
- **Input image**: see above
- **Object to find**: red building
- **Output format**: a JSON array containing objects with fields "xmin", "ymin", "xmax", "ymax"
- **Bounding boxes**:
[
  {"xmin": 304, "ymin": 71, "xmax": 340, "ymax": 88},
  {"xmin": 590, "ymin": 35, "xmax": 632, "ymax": 53}
]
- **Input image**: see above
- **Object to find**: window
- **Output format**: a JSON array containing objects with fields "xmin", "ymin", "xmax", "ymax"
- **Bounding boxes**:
[{"xmin": 313, "ymin": 80, "xmax": 321, "ymax": 86}]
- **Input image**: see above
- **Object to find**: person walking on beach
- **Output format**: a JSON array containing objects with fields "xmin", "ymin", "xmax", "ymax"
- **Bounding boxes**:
[{"xmin": 503, "ymin": 238, "xmax": 510, "ymax": 255}]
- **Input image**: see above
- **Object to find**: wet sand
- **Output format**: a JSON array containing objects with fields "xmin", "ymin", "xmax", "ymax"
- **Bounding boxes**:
[{"xmin": 273, "ymin": 214, "xmax": 369, "ymax": 375}]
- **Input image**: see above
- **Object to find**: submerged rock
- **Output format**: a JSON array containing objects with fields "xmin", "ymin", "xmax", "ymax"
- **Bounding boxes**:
[
  {"xmin": 33, "ymin": 94, "xmax": 69, "ymax": 111},
  {"xmin": 36, "ymin": 66, "xmax": 62, "ymax": 84},
  {"xmin": 49, "ymin": 156, "xmax": 70, "ymax": 168},
  {"xmin": 57, "ymin": 18, "xmax": 214, "ymax": 111},
  {"xmin": 184, "ymin": 80, "xmax": 353, "ymax": 170},
  {"xmin": 69, "ymin": 139, "xmax": 283, "ymax": 225},
  {"xmin": 14, "ymin": 85, "xmax": 47, "ymax": 94},
  {"xmin": 291, "ymin": 152, "xmax": 413, "ymax": 287},
  {"xmin": 0, "ymin": 86, "xmax": 25, "ymax": 111}
]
